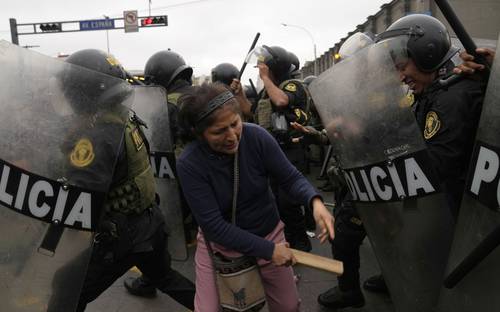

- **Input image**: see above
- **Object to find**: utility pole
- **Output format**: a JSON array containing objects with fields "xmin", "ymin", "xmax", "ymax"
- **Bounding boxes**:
[{"xmin": 103, "ymin": 15, "xmax": 111, "ymax": 54}]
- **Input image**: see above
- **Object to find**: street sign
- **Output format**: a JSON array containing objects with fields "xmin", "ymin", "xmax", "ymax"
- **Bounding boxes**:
[
  {"xmin": 124, "ymin": 10, "xmax": 139, "ymax": 33},
  {"xmin": 79, "ymin": 19, "xmax": 115, "ymax": 31}
]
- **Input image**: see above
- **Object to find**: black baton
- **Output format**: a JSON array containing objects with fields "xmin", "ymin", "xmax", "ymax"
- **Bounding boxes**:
[
  {"xmin": 444, "ymin": 225, "xmax": 500, "ymax": 288},
  {"xmin": 434, "ymin": 0, "xmax": 490, "ymax": 72},
  {"xmin": 238, "ymin": 32, "xmax": 261, "ymax": 80},
  {"xmin": 319, "ymin": 145, "xmax": 333, "ymax": 178}
]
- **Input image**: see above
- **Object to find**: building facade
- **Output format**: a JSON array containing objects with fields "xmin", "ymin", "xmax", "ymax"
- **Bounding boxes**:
[{"xmin": 301, "ymin": 0, "xmax": 500, "ymax": 77}]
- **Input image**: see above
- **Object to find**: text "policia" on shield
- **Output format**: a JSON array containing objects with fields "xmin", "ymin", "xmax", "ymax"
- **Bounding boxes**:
[
  {"xmin": 343, "ymin": 150, "xmax": 440, "ymax": 202},
  {"xmin": 468, "ymin": 142, "xmax": 500, "ymax": 211},
  {"xmin": 0, "ymin": 159, "xmax": 104, "ymax": 231}
]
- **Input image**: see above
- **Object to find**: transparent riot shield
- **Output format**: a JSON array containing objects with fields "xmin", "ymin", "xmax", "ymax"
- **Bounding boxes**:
[
  {"xmin": 130, "ymin": 86, "xmax": 187, "ymax": 260},
  {"xmin": 436, "ymin": 37, "xmax": 500, "ymax": 312},
  {"xmin": 309, "ymin": 41, "xmax": 454, "ymax": 312},
  {"xmin": 0, "ymin": 41, "xmax": 131, "ymax": 311}
]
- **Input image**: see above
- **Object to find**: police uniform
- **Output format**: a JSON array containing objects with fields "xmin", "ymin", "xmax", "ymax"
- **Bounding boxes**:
[
  {"xmin": 124, "ymin": 50, "xmax": 198, "ymax": 298},
  {"xmin": 164, "ymin": 79, "xmax": 194, "ymax": 151},
  {"xmin": 257, "ymin": 78, "xmax": 312, "ymax": 251},
  {"xmin": 62, "ymin": 112, "xmax": 195, "ymax": 311},
  {"xmin": 303, "ymin": 129, "xmax": 367, "ymax": 305},
  {"xmin": 414, "ymin": 76, "xmax": 485, "ymax": 218}
]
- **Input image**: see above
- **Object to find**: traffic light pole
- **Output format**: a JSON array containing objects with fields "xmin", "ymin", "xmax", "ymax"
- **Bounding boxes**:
[
  {"xmin": 8, "ymin": 15, "xmax": 168, "ymax": 46},
  {"xmin": 10, "ymin": 18, "xmax": 19, "ymax": 45}
]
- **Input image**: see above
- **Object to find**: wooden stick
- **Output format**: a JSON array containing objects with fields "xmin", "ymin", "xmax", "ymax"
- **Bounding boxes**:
[{"xmin": 291, "ymin": 249, "xmax": 344, "ymax": 275}]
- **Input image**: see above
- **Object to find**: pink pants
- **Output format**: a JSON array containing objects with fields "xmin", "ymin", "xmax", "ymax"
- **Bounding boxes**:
[{"xmin": 194, "ymin": 221, "xmax": 300, "ymax": 312}]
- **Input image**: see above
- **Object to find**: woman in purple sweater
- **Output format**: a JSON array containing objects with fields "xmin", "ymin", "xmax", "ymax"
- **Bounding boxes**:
[{"xmin": 177, "ymin": 83, "xmax": 334, "ymax": 312}]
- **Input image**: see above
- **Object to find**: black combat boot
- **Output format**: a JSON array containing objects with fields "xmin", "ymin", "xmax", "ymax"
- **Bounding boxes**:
[
  {"xmin": 124, "ymin": 276, "xmax": 157, "ymax": 297},
  {"xmin": 317, "ymin": 286, "xmax": 365, "ymax": 309},
  {"xmin": 363, "ymin": 274, "xmax": 389, "ymax": 294},
  {"xmin": 286, "ymin": 231, "xmax": 312, "ymax": 252}
]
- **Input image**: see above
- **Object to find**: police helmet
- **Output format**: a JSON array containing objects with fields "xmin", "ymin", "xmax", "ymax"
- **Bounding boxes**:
[
  {"xmin": 244, "ymin": 85, "xmax": 257, "ymax": 99},
  {"xmin": 338, "ymin": 32, "xmax": 374, "ymax": 61},
  {"xmin": 288, "ymin": 51, "xmax": 301, "ymax": 77},
  {"xmin": 144, "ymin": 50, "xmax": 193, "ymax": 89},
  {"xmin": 63, "ymin": 49, "xmax": 131, "ymax": 114},
  {"xmin": 376, "ymin": 14, "xmax": 458, "ymax": 72},
  {"xmin": 211, "ymin": 63, "xmax": 239, "ymax": 85},
  {"xmin": 303, "ymin": 75, "xmax": 317, "ymax": 87},
  {"xmin": 262, "ymin": 45, "xmax": 294, "ymax": 80}
]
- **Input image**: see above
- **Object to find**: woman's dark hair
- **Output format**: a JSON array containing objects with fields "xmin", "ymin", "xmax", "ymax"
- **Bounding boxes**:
[{"xmin": 178, "ymin": 82, "xmax": 241, "ymax": 142}]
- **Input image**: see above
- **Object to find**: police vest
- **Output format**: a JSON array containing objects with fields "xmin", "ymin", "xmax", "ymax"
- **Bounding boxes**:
[
  {"xmin": 256, "ymin": 79, "xmax": 311, "ymax": 130},
  {"xmin": 104, "ymin": 116, "xmax": 156, "ymax": 215}
]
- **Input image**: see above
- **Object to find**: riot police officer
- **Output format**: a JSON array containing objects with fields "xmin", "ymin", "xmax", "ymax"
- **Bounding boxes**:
[
  {"xmin": 253, "ymin": 45, "xmax": 312, "ymax": 251},
  {"xmin": 211, "ymin": 62, "xmax": 253, "ymax": 120},
  {"xmin": 376, "ymin": 14, "xmax": 485, "ymax": 218},
  {"xmin": 293, "ymin": 32, "xmax": 384, "ymax": 309},
  {"xmin": 211, "ymin": 62, "xmax": 239, "ymax": 85},
  {"xmin": 143, "ymin": 50, "xmax": 195, "ymax": 148},
  {"xmin": 55, "ymin": 49, "xmax": 195, "ymax": 311},
  {"xmin": 244, "ymin": 84, "xmax": 259, "ymax": 118},
  {"xmin": 361, "ymin": 14, "xmax": 485, "ymax": 301},
  {"xmin": 124, "ymin": 49, "xmax": 198, "ymax": 298}
]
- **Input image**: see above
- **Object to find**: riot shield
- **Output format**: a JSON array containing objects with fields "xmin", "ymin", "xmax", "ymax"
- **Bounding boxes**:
[
  {"xmin": 436, "ymin": 36, "xmax": 500, "ymax": 312},
  {"xmin": 130, "ymin": 86, "xmax": 187, "ymax": 260},
  {"xmin": 0, "ymin": 41, "xmax": 130, "ymax": 311},
  {"xmin": 309, "ymin": 41, "xmax": 454, "ymax": 312}
]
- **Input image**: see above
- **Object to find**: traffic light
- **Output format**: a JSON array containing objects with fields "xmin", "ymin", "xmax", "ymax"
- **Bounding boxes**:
[
  {"xmin": 39, "ymin": 23, "xmax": 62, "ymax": 32},
  {"xmin": 140, "ymin": 16, "xmax": 167, "ymax": 27}
]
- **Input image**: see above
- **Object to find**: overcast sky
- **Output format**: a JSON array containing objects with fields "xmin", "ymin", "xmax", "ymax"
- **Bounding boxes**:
[{"xmin": 1, "ymin": 0, "xmax": 388, "ymax": 82}]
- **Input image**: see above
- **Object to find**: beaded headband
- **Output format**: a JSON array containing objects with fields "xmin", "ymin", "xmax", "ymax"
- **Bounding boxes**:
[{"xmin": 196, "ymin": 90, "xmax": 235, "ymax": 123}]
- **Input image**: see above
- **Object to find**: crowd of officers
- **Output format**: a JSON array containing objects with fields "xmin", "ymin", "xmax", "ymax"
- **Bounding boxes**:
[{"xmin": 56, "ymin": 12, "xmax": 496, "ymax": 312}]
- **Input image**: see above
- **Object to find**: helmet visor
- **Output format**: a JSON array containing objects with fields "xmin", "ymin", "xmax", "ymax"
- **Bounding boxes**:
[
  {"xmin": 339, "ymin": 33, "xmax": 375, "ymax": 61},
  {"xmin": 245, "ymin": 46, "xmax": 273, "ymax": 66},
  {"xmin": 376, "ymin": 36, "xmax": 410, "ymax": 71}
]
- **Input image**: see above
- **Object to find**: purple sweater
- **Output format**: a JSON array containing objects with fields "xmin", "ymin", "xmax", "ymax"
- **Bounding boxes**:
[{"xmin": 176, "ymin": 123, "xmax": 320, "ymax": 260}]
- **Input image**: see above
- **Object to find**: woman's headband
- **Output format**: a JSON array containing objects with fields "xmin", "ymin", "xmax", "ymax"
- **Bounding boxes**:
[{"xmin": 196, "ymin": 90, "xmax": 235, "ymax": 123}]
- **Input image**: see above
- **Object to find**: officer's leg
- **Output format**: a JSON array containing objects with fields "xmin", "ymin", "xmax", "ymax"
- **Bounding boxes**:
[
  {"xmin": 301, "ymin": 142, "xmax": 316, "ymax": 233},
  {"xmin": 318, "ymin": 203, "xmax": 366, "ymax": 309},
  {"xmin": 76, "ymin": 248, "xmax": 137, "ymax": 311},
  {"xmin": 277, "ymin": 187, "xmax": 311, "ymax": 252},
  {"xmin": 277, "ymin": 146, "xmax": 311, "ymax": 252},
  {"xmin": 48, "ymin": 249, "xmax": 92, "ymax": 312},
  {"xmin": 136, "ymin": 228, "xmax": 195, "ymax": 310}
]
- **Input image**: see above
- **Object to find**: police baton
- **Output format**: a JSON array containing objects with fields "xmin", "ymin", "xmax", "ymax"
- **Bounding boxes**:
[
  {"xmin": 319, "ymin": 145, "xmax": 333, "ymax": 178},
  {"xmin": 249, "ymin": 78, "xmax": 258, "ymax": 97},
  {"xmin": 238, "ymin": 32, "xmax": 261, "ymax": 80},
  {"xmin": 434, "ymin": 0, "xmax": 491, "ymax": 73}
]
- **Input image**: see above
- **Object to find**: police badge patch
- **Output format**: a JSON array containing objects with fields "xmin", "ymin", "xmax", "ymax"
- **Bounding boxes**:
[
  {"xmin": 70, "ymin": 138, "xmax": 95, "ymax": 167},
  {"xmin": 131, "ymin": 128, "xmax": 144, "ymax": 151},
  {"xmin": 284, "ymin": 83, "xmax": 297, "ymax": 92},
  {"xmin": 424, "ymin": 111, "xmax": 441, "ymax": 139}
]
